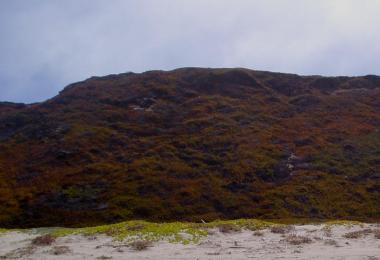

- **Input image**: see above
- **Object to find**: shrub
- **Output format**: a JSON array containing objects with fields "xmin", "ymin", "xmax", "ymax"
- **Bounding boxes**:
[
  {"xmin": 31, "ymin": 234, "xmax": 56, "ymax": 246},
  {"xmin": 0, "ymin": 246, "xmax": 36, "ymax": 259},
  {"xmin": 96, "ymin": 256, "xmax": 112, "ymax": 260},
  {"xmin": 104, "ymin": 228, "xmax": 118, "ymax": 236},
  {"xmin": 343, "ymin": 229, "xmax": 372, "ymax": 239},
  {"xmin": 270, "ymin": 225, "xmax": 294, "ymax": 234},
  {"xmin": 253, "ymin": 231, "xmax": 264, "ymax": 236},
  {"xmin": 324, "ymin": 239, "xmax": 338, "ymax": 246},
  {"xmin": 126, "ymin": 223, "xmax": 145, "ymax": 231},
  {"xmin": 129, "ymin": 240, "xmax": 152, "ymax": 251},
  {"xmin": 50, "ymin": 246, "xmax": 71, "ymax": 255},
  {"xmin": 321, "ymin": 225, "xmax": 332, "ymax": 237},
  {"xmin": 284, "ymin": 234, "xmax": 312, "ymax": 245},
  {"xmin": 217, "ymin": 224, "xmax": 241, "ymax": 233}
]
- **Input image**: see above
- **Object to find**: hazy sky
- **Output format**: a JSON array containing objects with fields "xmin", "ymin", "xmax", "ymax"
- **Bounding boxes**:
[{"xmin": 1, "ymin": 0, "xmax": 380, "ymax": 103}]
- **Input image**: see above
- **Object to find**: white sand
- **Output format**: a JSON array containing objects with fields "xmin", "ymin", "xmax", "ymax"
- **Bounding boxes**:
[{"xmin": 1, "ymin": 223, "xmax": 379, "ymax": 259}]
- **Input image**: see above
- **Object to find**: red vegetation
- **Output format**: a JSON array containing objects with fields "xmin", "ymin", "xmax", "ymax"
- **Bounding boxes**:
[
  {"xmin": 31, "ymin": 234, "xmax": 56, "ymax": 246},
  {"xmin": 0, "ymin": 68, "xmax": 379, "ymax": 228}
]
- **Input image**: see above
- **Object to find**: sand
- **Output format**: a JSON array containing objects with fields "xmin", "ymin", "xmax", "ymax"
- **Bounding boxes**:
[{"xmin": 1, "ymin": 223, "xmax": 379, "ymax": 259}]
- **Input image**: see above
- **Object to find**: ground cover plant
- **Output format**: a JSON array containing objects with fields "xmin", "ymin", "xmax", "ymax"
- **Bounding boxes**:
[{"xmin": 0, "ymin": 68, "xmax": 380, "ymax": 228}]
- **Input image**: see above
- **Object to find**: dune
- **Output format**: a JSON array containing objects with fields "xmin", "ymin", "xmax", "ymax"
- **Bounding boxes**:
[{"xmin": 1, "ymin": 221, "xmax": 379, "ymax": 259}]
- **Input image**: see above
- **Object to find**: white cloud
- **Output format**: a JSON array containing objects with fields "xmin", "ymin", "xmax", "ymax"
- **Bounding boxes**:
[{"xmin": 1, "ymin": 0, "xmax": 380, "ymax": 102}]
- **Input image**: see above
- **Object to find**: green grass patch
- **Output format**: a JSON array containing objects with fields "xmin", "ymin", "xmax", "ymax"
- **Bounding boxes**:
[
  {"xmin": 2, "ymin": 218, "xmax": 365, "ymax": 244},
  {"xmin": 51, "ymin": 219, "xmax": 274, "ymax": 244},
  {"xmin": 0, "ymin": 228, "xmax": 26, "ymax": 234},
  {"xmin": 0, "ymin": 228, "xmax": 8, "ymax": 234}
]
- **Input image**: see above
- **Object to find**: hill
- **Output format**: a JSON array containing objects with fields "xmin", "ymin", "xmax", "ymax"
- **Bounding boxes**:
[{"xmin": 0, "ymin": 67, "xmax": 379, "ymax": 227}]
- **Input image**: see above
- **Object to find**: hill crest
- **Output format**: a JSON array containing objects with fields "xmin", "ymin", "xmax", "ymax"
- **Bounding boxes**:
[{"xmin": 0, "ymin": 67, "xmax": 379, "ymax": 227}]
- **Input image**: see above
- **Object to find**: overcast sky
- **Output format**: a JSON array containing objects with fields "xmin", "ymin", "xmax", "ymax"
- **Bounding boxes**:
[{"xmin": 1, "ymin": 0, "xmax": 380, "ymax": 103}]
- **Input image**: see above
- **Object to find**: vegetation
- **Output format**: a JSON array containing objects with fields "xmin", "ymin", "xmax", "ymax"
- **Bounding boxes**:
[
  {"xmin": 324, "ymin": 239, "xmax": 338, "ymax": 246},
  {"xmin": 31, "ymin": 234, "xmax": 56, "ymax": 246},
  {"xmin": 49, "ymin": 246, "xmax": 71, "ymax": 255},
  {"xmin": 284, "ymin": 234, "xmax": 312, "ymax": 245},
  {"xmin": 270, "ymin": 225, "xmax": 295, "ymax": 234},
  {"xmin": 129, "ymin": 240, "xmax": 152, "ymax": 251},
  {"xmin": 253, "ymin": 230, "xmax": 264, "ymax": 236},
  {"xmin": 343, "ymin": 229, "xmax": 373, "ymax": 239},
  {"xmin": 217, "ymin": 223, "xmax": 241, "ymax": 233},
  {"xmin": 1, "ymin": 219, "xmax": 270, "ymax": 245},
  {"xmin": 0, "ymin": 68, "xmax": 380, "ymax": 227},
  {"xmin": 374, "ymin": 229, "xmax": 380, "ymax": 239},
  {"xmin": 324, "ymin": 220, "xmax": 363, "ymax": 226},
  {"xmin": 50, "ymin": 219, "xmax": 273, "ymax": 244},
  {"xmin": 1, "ymin": 218, "xmax": 377, "ymax": 246}
]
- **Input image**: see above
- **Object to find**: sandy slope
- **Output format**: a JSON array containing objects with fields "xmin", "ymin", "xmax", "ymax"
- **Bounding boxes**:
[{"xmin": 1, "ymin": 223, "xmax": 379, "ymax": 259}]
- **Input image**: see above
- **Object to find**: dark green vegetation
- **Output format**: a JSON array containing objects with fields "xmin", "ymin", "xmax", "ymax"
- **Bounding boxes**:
[{"xmin": 0, "ymin": 68, "xmax": 379, "ymax": 228}]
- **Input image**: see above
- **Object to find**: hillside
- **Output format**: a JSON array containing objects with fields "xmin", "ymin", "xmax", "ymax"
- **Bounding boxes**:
[{"xmin": 0, "ymin": 67, "xmax": 379, "ymax": 228}]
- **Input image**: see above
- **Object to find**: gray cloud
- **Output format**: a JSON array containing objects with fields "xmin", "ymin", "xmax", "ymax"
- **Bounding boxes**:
[{"xmin": 1, "ymin": 0, "xmax": 380, "ymax": 103}]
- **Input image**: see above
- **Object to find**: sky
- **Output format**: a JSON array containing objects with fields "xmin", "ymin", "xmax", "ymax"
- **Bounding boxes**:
[{"xmin": 1, "ymin": 0, "xmax": 380, "ymax": 103}]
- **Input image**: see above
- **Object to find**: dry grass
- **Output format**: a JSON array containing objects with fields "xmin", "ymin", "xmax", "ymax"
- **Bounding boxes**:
[
  {"xmin": 253, "ymin": 231, "xmax": 264, "ymax": 236},
  {"xmin": 129, "ymin": 240, "xmax": 152, "ymax": 251},
  {"xmin": 373, "ymin": 229, "xmax": 380, "ymax": 239},
  {"xmin": 126, "ymin": 223, "xmax": 145, "ymax": 231},
  {"xmin": 270, "ymin": 225, "xmax": 294, "ymax": 234},
  {"xmin": 0, "ymin": 246, "xmax": 36, "ymax": 259},
  {"xmin": 324, "ymin": 239, "xmax": 338, "ymax": 247},
  {"xmin": 96, "ymin": 256, "xmax": 112, "ymax": 260},
  {"xmin": 217, "ymin": 224, "xmax": 241, "ymax": 233},
  {"xmin": 49, "ymin": 246, "xmax": 71, "ymax": 255},
  {"xmin": 31, "ymin": 234, "xmax": 56, "ymax": 246},
  {"xmin": 321, "ymin": 225, "xmax": 333, "ymax": 237},
  {"xmin": 206, "ymin": 251, "xmax": 221, "ymax": 255},
  {"xmin": 343, "ymin": 229, "xmax": 372, "ymax": 239},
  {"xmin": 284, "ymin": 234, "xmax": 312, "ymax": 245},
  {"xmin": 104, "ymin": 227, "xmax": 119, "ymax": 237}
]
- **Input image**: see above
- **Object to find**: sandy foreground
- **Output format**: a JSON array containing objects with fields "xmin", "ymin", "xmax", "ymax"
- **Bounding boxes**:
[{"xmin": 0, "ymin": 223, "xmax": 379, "ymax": 260}]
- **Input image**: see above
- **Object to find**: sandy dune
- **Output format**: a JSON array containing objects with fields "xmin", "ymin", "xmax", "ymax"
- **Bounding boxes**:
[{"xmin": 1, "ymin": 223, "xmax": 379, "ymax": 259}]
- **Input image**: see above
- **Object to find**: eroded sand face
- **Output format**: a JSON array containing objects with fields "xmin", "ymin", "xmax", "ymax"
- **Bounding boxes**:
[{"xmin": 1, "ymin": 223, "xmax": 379, "ymax": 260}]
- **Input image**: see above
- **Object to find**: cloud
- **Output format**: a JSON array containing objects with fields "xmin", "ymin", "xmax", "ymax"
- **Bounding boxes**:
[{"xmin": 1, "ymin": 0, "xmax": 380, "ymax": 103}]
